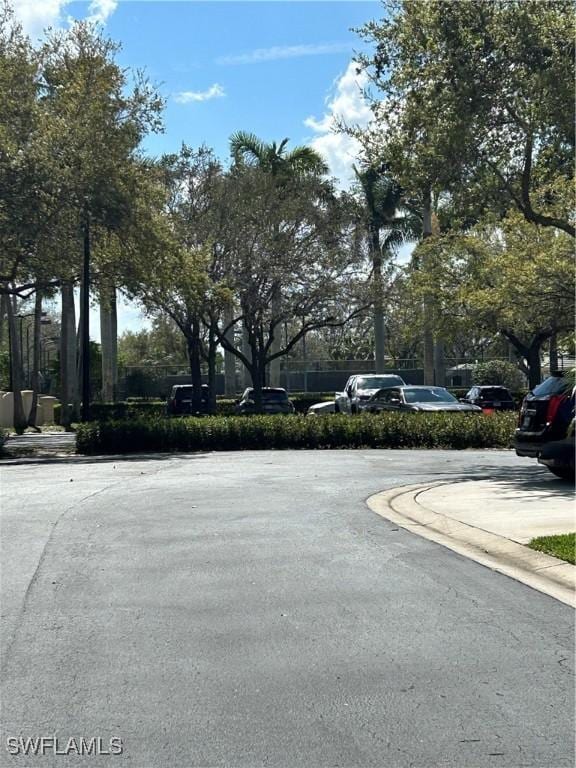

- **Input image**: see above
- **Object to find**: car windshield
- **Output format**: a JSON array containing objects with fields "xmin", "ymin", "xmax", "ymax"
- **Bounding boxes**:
[
  {"xmin": 532, "ymin": 375, "xmax": 571, "ymax": 397},
  {"xmin": 356, "ymin": 376, "xmax": 404, "ymax": 389},
  {"xmin": 245, "ymin": 390, "xmax": 288, "ymax": 402},
  {"xmin": 174, "ymin": 387, "xmax": 193, "ymax": 399},
  {"xmin": 403, "ymin": 388, "xmax": 457, "ymax": 404},
  {"xmin": 478, "ymin": 388, "xmax": 512, "ymax": 400}
]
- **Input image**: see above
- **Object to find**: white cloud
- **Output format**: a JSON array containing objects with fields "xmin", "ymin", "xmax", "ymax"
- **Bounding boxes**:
[
  {"xmin": 11, "ymin": 0, "xmax": 71, "ymax": 38},
  {"xmin": 217, "ymin": 42, "xmax": 350, "ymax": 66},
  {"xmin": 86, "ymin": 0, "xmax": 118, "ymax": 25},
  {"xmin": 12, "ymin": 0, "xmax": 118, "ymax": 38},
  {"xmin": 174, "ymin": 84, "xmax": 226, "ymax": 104},
  {"xmin": 304, "ymin": 61, "xmax": 372, "ymax": 188}
]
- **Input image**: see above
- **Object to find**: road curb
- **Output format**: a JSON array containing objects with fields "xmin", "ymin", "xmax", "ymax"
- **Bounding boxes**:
[{"xmin": 367, "ymin": 482, "xmax": 576, "ymax": 608}]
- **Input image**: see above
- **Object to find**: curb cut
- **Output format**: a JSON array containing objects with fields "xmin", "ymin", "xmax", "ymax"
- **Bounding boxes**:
[{"xmin": 367, "ymin": 482, "xmax": 575, "ymax": 608}]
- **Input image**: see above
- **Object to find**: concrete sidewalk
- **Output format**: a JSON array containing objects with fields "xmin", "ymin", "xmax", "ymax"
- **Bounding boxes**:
[
  {"xmin": 2, "ymin": 431, "xmax": 76, "ymax": 457},
  {"xmin": 368, "ymin": 477, "xmax": 575, "ymax": 607}
]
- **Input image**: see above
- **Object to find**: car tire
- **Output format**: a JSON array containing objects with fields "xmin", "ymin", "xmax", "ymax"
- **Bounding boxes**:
[{"xmin": 547, "ymin": 465, "xmax": 575, "ymax": 482}]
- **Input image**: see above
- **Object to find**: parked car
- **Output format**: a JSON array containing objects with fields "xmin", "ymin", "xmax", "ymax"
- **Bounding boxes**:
[
  {"xmin": 461, "ymin": 385, "xmax": 516, "ymax": 411},
  {"xmin": 167, "ymin": 384, "xmax": 209, "ymax": 415},
  {"xmin": 366, "ymin": 386, "xmax": 483, "ymax": 413},
  {"xmin": 306, "ymin": 401, "xmax": 336, "ymax": 417},
  {"xmin": 537, "ymin": 431, "xmax": 575, "ymax": 480},
  {"xmin": 335, "ymin": 374, "xmax": 406, "ymax": 414},
  {"xmin": 515, "ymin": 371, "xmax": 575, "ymax": 480},
  {"xmin": 235, "ymin": 387, "xmax": 295, "ymax": 415}
]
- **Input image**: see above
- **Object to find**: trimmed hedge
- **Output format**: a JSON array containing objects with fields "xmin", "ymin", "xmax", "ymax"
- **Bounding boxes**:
[
  {"xmin": 86, "ymin": 394, "xmax": 336, "ymax": 421},
  {"xmin": 76, "ymin": 411, "xmax": 517, "ymax": 455}
]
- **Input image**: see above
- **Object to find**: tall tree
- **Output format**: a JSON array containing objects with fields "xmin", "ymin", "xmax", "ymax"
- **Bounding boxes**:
[
  {"xmin": 230, "ymin": 132, "xmax": 329, "ymax": 386},
  {"xmin": 355, "ymin": 0, "xmax": 574, "ymax": 236},
  {"xmin": 353, "ymin": 164, "xmax": 419, "ymax": 373},
  {"xmin": 212, "ymin": 166, "xmax": 366, "ymax": 411},
  {"xmin": 408, "ymin": 212, "xmax": 575, "ymax": 388}
]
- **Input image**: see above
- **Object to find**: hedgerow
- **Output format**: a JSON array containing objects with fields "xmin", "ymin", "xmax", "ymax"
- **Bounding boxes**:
[{"xmin": 76, "ymin": 412, "xmax": 517, "ymax": 455}]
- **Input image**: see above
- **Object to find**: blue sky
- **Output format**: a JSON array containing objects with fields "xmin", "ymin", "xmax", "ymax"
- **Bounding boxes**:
[
  {"xmin": 60, "ymin": 1, "xmax": 379, "ymax": 177},
  {"xmin": 15, "ymin": 0, "xmax": 384, "ymax": 337}
]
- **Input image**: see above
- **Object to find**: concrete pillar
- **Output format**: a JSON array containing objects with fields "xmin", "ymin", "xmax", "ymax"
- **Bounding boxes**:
[
  {"xmin": 38, "ymin": 395, "xmax": 59, "ymax": 426},
  {"xmin": 21, "ymin": 389, "xmax": 34, "ymax": 421}
]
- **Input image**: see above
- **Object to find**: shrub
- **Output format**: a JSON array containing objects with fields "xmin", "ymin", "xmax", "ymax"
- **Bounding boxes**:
[
  {"xmin": 472, "ymin": 360, "xmax": 525, "ymax": 390},
  {"xmin": 76, "ymin": 411, "xmax": 517, "ymax": 455}
]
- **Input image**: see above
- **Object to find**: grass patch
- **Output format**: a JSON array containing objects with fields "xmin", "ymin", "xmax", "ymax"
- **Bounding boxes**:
[
  {"xmin": 528, "ymin": 533, "xmax": 575, "ymax": 564},
  {"xmin": 76, "ymin": 411, "xmax": 517, "ymax": 455}
]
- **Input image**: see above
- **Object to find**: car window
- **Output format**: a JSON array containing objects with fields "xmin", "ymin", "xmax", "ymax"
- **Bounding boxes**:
[
  {"xmin": 262, "ymin": 391, "xmax": 289, "ymax": 402},
  {"xmin": 375, "ymin": 389, "xmax": 400, "ymax": 403},
  {"xmin": 478, "ymin": 387, "xmax": 513, "ymax": 400},
  {"xmin": 356, "ymin": 376, "xmax": 405, "ymax": 389},
  {"xmin": 403, "ymin": 388, "xmax": 457, "ymax": 404},
  {"xmin": 174, "ymin": 386, "xmax": 193, "ymax": 399}
]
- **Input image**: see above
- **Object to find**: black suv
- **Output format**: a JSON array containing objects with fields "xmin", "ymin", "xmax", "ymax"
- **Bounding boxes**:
[
  {"xmin": 235, "ymin": 388, "xmax": 295, "ymax": 415},
  {"xmin": 461, "ymin": 385, "xmax": 516, "ymax": 411},
  {"xmin": 167, "ymin": 384, "xmax": 209, "ymax": 415},
  {"xmin": 515, "ymin": 372, "xmax": 575, "ymax": 480}
]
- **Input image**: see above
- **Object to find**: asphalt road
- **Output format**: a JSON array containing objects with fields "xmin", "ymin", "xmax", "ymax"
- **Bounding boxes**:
[{"xmin": 1, "ymin": 450, "xmax": 574, "ymax": 768}]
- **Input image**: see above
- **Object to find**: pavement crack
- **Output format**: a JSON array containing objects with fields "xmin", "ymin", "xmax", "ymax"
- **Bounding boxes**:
[{"xmin": 0, "ymin": 463, "xmax": 177, "ymax": 677}]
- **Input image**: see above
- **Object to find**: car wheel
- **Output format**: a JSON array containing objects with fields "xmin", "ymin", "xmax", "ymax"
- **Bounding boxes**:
[{"xmin": 547, "ymin": 465, "xmax": 575, "ymax": 482}]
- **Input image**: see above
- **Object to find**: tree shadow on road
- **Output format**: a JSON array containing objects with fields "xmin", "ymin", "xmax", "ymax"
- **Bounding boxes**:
[{"xmin": 442, "ymin": 464, "xmax": 575, "ymax": 501}]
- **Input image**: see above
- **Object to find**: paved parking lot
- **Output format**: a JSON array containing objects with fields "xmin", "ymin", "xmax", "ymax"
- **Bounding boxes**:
[{"xmin": 1, "ymin": 450, "xmax": 574, "ymax": 767}]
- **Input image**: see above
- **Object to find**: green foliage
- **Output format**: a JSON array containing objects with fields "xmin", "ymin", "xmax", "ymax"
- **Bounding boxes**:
[
  {"xmin": 356, "ymin": 0, "xmax": 575, "ymax": 236},
  {"xmin": 472, "ymin": 361, "xmax": 525, "ymax": 390},
  {"xmin": 528, "ymin": 533, "xmax": 575, "ymax": 565},
  {"xmin": 76, "ymin": 412, "xmax": 517, "ymax": 454}
]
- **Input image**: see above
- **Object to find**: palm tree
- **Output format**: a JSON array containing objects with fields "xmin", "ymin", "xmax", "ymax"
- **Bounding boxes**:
[
  {"xmin": 230, "ymin": 132, "xmax": 328, "ymax": 180},
  {"xmin": 354, "ymin": 164, "xmax": 420, "ymax": 373},
  {"xmin": 230, "ymin": 132, "xmax": 328, "ymax": 386}
]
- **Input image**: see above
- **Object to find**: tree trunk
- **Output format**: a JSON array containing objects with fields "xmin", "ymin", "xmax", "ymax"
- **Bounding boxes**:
[
  {"xmin": 422, "ymin": 188, "xmax": 434, "ymax": 385},
  {"xmin": 223, "ymin": 303, "xmax": 236, "ymax": 396},
  {"xmin": 371, "ymin": 225, "xmax": 386, "ymax": 374},
  {"xmin": 500, "ymin": 329, "xmax": 545, "ymax": 390},
  {"xmin": 433, "ymin": 340, "xmax": 446, "ymax": 387},
  {"xmin": 27, "ymin": 289, "xmax": 42, "ymax": 429},
  {"xmin": 186, "ymin": 319, "xmax": 203, "ymax": 413},
  {"xmin": 269, "ymin": 285, "xmax": 281, "ymax": 387},
  {"xmin": 60, "ymin": 282, "xmax": 78, "ymax": 428},
  {"xmin": 7, "ymin": 293, "xmax": 26, "ymax": 433},
  {"xmin": 100, "ymin": 284, "xmax": 115, "ymax": 402},
  {"xmin": 526, "ymin": 344, "xmax": 543, "ymax": 390},
  {"xmin": 207, "ymin": 323, "xmax": 218, "ymax": 414},
  {"xmin": 0, "ymin": 293, "xmax": 7, "ymax": 347},
  {"xmin": 549, "ymin": 332, "xmax": 558, "ymax": 373},
  {"xmin": 242, "ymin": 323, "xmax": 252, "ymax": 388},
  {"xmin": 250, "ymin": 345, "xmax": 264, "ymax": 413}
]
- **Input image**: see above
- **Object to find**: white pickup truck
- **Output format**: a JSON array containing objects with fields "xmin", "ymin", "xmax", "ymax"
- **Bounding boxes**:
[{"xmin": 335, "ymin": 374, "xmax": 406, "ymax": 414}]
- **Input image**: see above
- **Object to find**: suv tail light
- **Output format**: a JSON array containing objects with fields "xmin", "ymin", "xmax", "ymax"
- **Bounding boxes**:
[{"xmin": 545, "ymin": 394, "xmax": 565, "ymax": 425}]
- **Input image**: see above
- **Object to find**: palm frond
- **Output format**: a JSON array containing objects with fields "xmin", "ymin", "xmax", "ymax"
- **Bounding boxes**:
[{"xmin": 229, "ymin": 131, "xmax": 266, "ymax": 165}]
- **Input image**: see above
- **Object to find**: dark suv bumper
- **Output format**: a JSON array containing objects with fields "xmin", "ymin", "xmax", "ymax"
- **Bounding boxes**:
[{"xmin": 514, "ymin": 430, "xmax": 548, "ymax": 458}]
